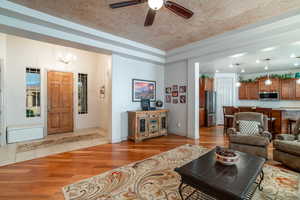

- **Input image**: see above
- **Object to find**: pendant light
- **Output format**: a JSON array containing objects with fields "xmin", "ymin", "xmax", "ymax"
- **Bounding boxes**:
[
  {"xmin": 235, "ymin": 63, "xmax": 242, "ymax": 87},
  {"xmin": 295, "ymin": 72, "xmax": 300, "ymax": 85},
  {"xmin": 265, "ymin": 76, "xmax": 272, "ymax": 85},
  {"xmin": 264, "ymin": 58, "xmax": 272, "ymax": 85}
]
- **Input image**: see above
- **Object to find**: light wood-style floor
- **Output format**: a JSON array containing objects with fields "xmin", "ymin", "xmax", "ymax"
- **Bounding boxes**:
[{"xmin": 0, "ymin": 126, "xmax": 283, "ymax": 200}]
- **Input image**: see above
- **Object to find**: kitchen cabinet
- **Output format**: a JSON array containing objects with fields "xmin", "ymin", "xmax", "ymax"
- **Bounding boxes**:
[
  {"xmin": 271, "ymin": 110, "xmax": 282, "ymax": 135},
  {"xmin": 200, "ymin": 77, "xmax": 214, "ymax": 108},
  {"xmin": 295, "ymin": 81, "xmax": 300, "ymax": 100},
  {"xmin": 258, "ymin": 77, "xmax": 281, "ymax": 92},
  {"xmin": 238, "ymin": 82, "xmax": 259, "ymax": 100},
  {"xmin": 202, "ymin": 77, "xmax": 214, "ymax": 91},
  {"xmin": 281, "ymin": 79, "xmax": 296, "ymax": 100},
  {"xmin": 199, "ymin": 108, "xmax": 206, "ymax": 127},
  {"xmin": 238, "ymin": 83, "xmax": 247, "ymax": 100},
  {"xmin": 247, "ymin": 82, "xmax": 259, "ymax": 100}
]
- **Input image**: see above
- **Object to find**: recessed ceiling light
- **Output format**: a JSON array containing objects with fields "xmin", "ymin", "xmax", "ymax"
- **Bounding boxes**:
[
  {"xmin": 216, "ymin": 70, "xmax": 219, "ymax": 73},
  {"xmin": 230, "ymin": 53, "xmax": 247, "ymax": 58},
  {"xmin": 261, "ymin": 46, "xmax": 277, "ymax": 52},
  {"xmin": 256, "ymin": 59, "xmax": 260, "ymax": 64},
  {"xmin": 241, "ymin": 69, "xmax": 245, "ymax": 73},
  {"xmin": 264, "ymin": 66, "xmax": 268, "ymax": 70},
  {"xmin": 229, "ymin": 64, "xmax": 234, "ymax": 68},
  {"xmin": 294, "ymin": 63, "xmax": 299, "ymax": 66},
  {"xmin": 290, "ymin": 53, "xmax": 296, "ymax": 58}
]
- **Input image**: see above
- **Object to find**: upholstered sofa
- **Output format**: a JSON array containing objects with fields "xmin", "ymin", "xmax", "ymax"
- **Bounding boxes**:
[
  {"xmin": 273, "ymin": 119, "xmax": 300, "ymax": 172},
  {"xmin": 228, "ymin": 112, "xmax": 272, "ymax": 159}
]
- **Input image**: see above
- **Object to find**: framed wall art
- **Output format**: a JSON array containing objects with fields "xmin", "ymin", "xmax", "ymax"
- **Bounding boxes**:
[
  {"xmin": 132, "ymin": 79, "xmax": 156, "ymax": 102},
  {"xmin": 179, "ymin": 86, "xmax": 186, "ymax": 93},
  {"xmin": 173, "ymin": 98, "xmax": 178, "ymax": 104},
  {"xmin": 172, "ymin": 91, "xmax": 178, "ymax": 97},
  {"xmin": 165, "ymin": 87, "xmax": 172, "ymax": 94},
  {"xmin": 180, "ymin": 95, "xmax": 186, "ymax": 104},
  {"xmin": 172, "ymin": 85, "xmax": 178, "ymax": 91},
  {"xmin": 166, "ymin": 95, "xmax": 171, "ymax": 103}
]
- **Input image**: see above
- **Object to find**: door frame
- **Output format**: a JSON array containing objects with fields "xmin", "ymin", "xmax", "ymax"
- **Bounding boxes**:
[
  {"xmin": 214, "ymin": 73, "xmax": 237, "ymax": 125},
  {"xmin": 45, "ymin": 69, "xmax": 76, "ymax": 135}
]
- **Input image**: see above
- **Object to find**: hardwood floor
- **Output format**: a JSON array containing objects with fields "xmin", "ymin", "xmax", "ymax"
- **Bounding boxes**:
[{"xmin": 0, "ymin": 126, "xmax": 282, "ymax": 200}]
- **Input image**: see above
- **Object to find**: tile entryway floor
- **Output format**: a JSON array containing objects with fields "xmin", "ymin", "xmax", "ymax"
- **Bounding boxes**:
[{"xmin": 0, "ymin": 128, "xmax": 109, "ymax": 166}]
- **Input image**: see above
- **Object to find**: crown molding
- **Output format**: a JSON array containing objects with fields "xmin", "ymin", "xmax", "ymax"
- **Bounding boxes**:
[
  {"xmin": 1, "ymin": 1, "xmax": 300, "ymax": 66},
  {"xmin": 166, "ymin": 8, "xmax": 300, "ymax": 64}
]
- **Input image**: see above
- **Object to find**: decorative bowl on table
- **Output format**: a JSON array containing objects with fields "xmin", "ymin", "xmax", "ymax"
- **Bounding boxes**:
[{"xmin": 215, "ymin": 146, "xmax": 239, "ymax": 166}]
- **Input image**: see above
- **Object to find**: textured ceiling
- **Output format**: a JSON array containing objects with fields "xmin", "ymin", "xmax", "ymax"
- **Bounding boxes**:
[{"xmin": 8, "ymin": 0, "xmax": 300, "ymax": 50}]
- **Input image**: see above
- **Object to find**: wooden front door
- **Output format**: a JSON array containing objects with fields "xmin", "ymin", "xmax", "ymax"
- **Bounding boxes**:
[{"xmin": 47, "ymin": 71, "xmax": 74, "ymax": 134}]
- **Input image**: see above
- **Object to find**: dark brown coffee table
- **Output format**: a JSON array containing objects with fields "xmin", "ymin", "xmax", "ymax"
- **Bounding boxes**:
[{"xmin": 175, "ymin": 148, "xmax": 265, "ymax": 200}]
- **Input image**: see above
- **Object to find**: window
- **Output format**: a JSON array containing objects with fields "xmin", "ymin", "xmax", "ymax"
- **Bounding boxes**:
[
  {"xmin": 78, "ymin": 73, "xmax": 88, "ymax": 114},
  {"xmin": 26, "ymin": 68, "xmax": 41, "ymax": 117}
]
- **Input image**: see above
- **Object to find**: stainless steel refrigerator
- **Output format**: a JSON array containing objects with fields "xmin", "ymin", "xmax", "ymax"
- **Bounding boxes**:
[{"xmin": 205, "ymin": 91, "xmax": 216, "ymax": 127}]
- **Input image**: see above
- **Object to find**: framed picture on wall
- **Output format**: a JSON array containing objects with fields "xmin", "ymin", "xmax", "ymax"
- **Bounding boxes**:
[
  {"xmin": 132, "ymin": 79, "xmax": 156, "ymax": 102},
  {"xmin": 180, "ymin": 95, "xmax": 186, "ymax": 103},
  {"xmin": 166, "ymin": 95, "xmax": 171, "ymax": 103},
  {"xmin": 179, "ymin": 86, "xmax": 186, "ymax": 93},
  {"xmin": 172, "ymin": 85, "xmax": 178, "ymax": 91},
  {"xmin": 172, "ymin": 91, "xmax": 178, "ymax": 97},
  {"xmin": 173, "ymin": 98, "xmax": 178, "ymax": 104},
  {"xmin": 165, "ymin": 87, "xmax": 172, "ymax": 94}
]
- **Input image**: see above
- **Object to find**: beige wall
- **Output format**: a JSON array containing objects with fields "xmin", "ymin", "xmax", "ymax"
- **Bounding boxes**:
[{"xmin": 3, "ymin": 34, "xmax": 111, "ymax": 137}]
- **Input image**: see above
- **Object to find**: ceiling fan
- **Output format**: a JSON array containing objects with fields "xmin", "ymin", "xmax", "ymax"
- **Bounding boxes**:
[{"xmin": 109, "ymin": 0, "xmax": 194, "ymax": 26}]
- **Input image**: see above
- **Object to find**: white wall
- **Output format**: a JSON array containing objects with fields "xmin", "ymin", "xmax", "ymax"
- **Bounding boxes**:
[
  {"xmin": 97, "ymin": 54, "xmax": 112, "ymax": 132},
  {"xmin": 0, "ymin": 33, "xmax": 7, "ymax": 145},
  {"xmin": 111, "ymin": 54, "xmax": 164, "ymax": 142},
  {"xmin": 4, "ymin": 35, "xmax": 110, "ymax": 135},
  {"xmin": 165, "ymin": 61, "xmax": 188, "ymax": 136},
  {"xmin": 237, "ymin": 70, "xmax": 300, "ymax": 108},
  {"xmin": 0, "ymin": 33, "xmax": 6, "ymax": 59}
]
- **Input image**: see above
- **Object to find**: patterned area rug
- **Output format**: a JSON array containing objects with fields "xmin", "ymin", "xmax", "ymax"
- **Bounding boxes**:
[{"xmin": 62, "ymin": 144, "xmax": 300, "ymax": 200}]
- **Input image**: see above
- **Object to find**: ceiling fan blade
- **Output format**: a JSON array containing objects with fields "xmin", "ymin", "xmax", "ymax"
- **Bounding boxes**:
[
  {"xmin": 165, "ymin": 1, "xmax": 194, "ymax": 19},
  {"xmin": 109, "ymin": 0, "xmax": 144, "ymax": 9},
  {"xmin": 144, "ymin": 9, "xmax": 156, "ymax": 26}
]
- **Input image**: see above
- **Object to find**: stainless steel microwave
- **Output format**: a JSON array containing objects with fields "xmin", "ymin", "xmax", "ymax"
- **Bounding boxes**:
[{"xmin": 259, "ymin": 92, "xmax": 280, "ymax": 101}]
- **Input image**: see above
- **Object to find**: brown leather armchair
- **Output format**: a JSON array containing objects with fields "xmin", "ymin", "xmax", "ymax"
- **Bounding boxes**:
[
  {"xmin": 228, "ymin": 112, "xmax": 272, "ymax": 159},
  {"xmin": 273, "ymin": 119, "xmax": 300, "ymax": 172}
]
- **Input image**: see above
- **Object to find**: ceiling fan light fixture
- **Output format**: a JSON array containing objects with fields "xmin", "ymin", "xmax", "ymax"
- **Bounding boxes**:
[{"xmin": 148, "ymin": 0, "xmax": 164, "ymax": 10}]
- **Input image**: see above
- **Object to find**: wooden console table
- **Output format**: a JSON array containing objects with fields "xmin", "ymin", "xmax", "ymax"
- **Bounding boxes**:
[{"xmin": 128, "ymin": 109, "xmax": 168, "ymax": 142}]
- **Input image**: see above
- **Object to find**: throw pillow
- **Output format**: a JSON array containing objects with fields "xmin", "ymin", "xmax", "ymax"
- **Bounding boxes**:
[{"xmin": 238, "ymin": 120, "xmax": 260, "ymax": 136}]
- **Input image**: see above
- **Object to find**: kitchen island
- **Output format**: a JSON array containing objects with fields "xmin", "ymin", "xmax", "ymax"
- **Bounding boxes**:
[
  {"xmin": 228, "ymin": 106, "xmax": 300, "ymax": 135},
  {"xmin": 273, "ymin": 107, "xmax": 300, "ymax": 134}
]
